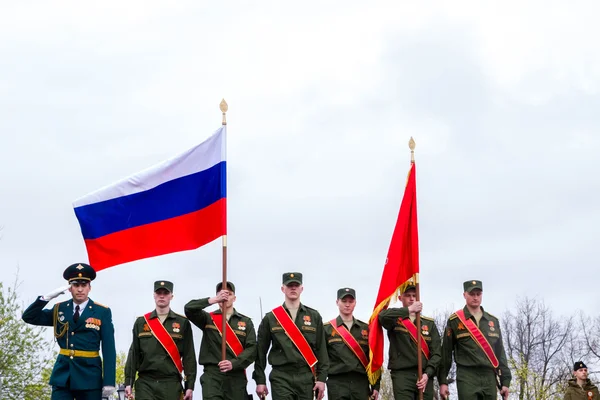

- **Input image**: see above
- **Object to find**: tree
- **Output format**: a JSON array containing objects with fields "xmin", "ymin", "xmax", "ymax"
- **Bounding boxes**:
[
  {"xmin": 503, "ymin": 297, "xmax": 575, "ymax": 400},
  {"xmin": 0, "ymin": 278, "xmax": 54, "ymax": 400}
]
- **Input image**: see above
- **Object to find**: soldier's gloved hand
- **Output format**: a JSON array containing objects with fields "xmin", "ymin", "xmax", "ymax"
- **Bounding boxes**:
[
  {"xmin": 102, "ymin": 386, "xmax": 116, "ymax": 398},
  {"xmin": 42, "ymin": 285, "xmax": 71, "ymax": 301}
]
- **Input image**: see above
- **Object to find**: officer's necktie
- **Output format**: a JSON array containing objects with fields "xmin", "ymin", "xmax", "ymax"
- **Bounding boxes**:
[{"xmin": 74, "ymin": 305, "xmax": 80, "ymax": 323}]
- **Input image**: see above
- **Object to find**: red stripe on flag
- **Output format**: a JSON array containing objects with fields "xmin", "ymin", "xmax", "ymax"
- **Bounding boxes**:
[
  {"xmin": 85, "ymin": 198, "xmax": 226, "ymax": 271},
  {"xmin": 367, "ymin": 163, "xmax": 419, "ymax": 384}
]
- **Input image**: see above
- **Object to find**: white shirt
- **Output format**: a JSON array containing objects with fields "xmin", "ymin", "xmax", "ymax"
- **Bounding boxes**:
[{"xmin": 73, "ymin": 299, "xmax": 89, "ymax": 315}]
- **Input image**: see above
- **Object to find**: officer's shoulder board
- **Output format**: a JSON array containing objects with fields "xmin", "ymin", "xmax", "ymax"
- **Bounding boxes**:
[
  {"xmin": 448, "ymin": 313, "xmax": 458, "ymax": 320},
  {"xmin": 94, "ymin": 301, "xmax": 109, "ymax": 309},
  {"xmin": 421, "ymin": 315, "xmax": 434, "ymax": 322},
  {"xmin": 323, "ymin": 321, "xmax": 331, "ymax": 326}
]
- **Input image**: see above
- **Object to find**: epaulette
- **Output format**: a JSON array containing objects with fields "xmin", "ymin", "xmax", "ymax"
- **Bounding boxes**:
[
  {"xmin": 449, "ymin": 313, "xmax": 458, "ymax": 320},
  {"xmin": 174, "ymin": 312, "xmax": 188, "ymax": 319},
  {"xmin": 421, "ymin": 315, "xmax": 434, "ymax": 322},
  {"xmin": 485, "ymin": 312, "xmax": 499, "ymax": 320},
  {"xmin": 236, "ymin": 312, "xmax": 251, "ymax": 320},
  {"xmin": 356, "ymin": 319, "xmax": 368, "ymax": 326},
  {"xmin": 323, "ymin": 321, "xmax": 331, "ymax": 326},
  {"xmin": 304, "ymin": 305, "xmax": 319, "ymax": 313},
  {"xmin": 94, "ymin": 302, "xmax": 109, "ymax": 308}
]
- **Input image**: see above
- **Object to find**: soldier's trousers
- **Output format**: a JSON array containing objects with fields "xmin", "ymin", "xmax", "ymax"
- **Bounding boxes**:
[
  {"xmin": 456, "ymin": 366, "xmax": 498, "ymax": 400},
  {"xmin": 326, "ymin": 372, "xmax": 370, "ymax": 400},
  {"xmin": 269, "ymin": 365, "xmax": 314, "ymax": 400},
  {"xmin": 200, "ymin": 366, "xmax": 248, "ymax": 400},
  {"xmin": 390, "ymin": 369, "xmax": 434, "ymax": 400},
  {"xmin": 51, "ymin": 386, "xmax": 102, "ymax": 400},
  {"xmin": 134, "ymin": 375, "xmax": 184, "ymax": 400}
]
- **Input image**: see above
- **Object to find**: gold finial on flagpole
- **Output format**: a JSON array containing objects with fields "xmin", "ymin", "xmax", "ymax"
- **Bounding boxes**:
[
  {"xmin": 220, "ymin": 99, "xmax": 228, "ymax": 126},
  {"xmin": 408, "ymin": 137, "xmax": 415, "ymax": 163}
]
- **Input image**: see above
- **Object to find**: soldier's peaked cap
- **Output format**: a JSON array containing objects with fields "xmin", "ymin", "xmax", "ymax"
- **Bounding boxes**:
[
  {"xmin": 63, "ymin": 263, "xmax": 96, "ymax": 283},
  {"xmin": 282, "ymin": 272, "xmax": 302, "ymax": 285},
  {"xmin": 216, "ymin": 281, "xmax": 235, "ymax": 293},
  {"xmin": 337, "ymin": 288, "xmax": 356, "ymax": 299},
  {"xmin": 463, "ymin": 280, "xmax": 483, "ymax": 292},
  {"xmin": 574, "ymin": 361, "xmax": 588, "ymax": 371},
  {"xmin": 154, "ymin": 280, "xmax": 174, "ymax": 293}
]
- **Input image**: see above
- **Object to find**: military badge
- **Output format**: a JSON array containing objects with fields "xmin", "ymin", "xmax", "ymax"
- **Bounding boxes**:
[
  {"xmin": 457, "ymin": 322, "xmax": 465, "ymax": 330},
  {"xmin": 172, "ymin": 322, "xmax": 181, "ymax": 333},
  {"xmin": 143, "ymin": 323, "xmax": 150, "ymax": 332},
  {"xmin": 361, "ymin": 329, "xmax": 368, "ymax": 339},
  {"xmin": 331, "ymin": 330, "xmax": 338, "ymax": 337},
  {"xmin": 85, "ymin": 317, "xmax": 101, "ymax": 331},
  {"xmin": 422, "ymin": 325, "xmax": 429, "ymax": 336},
  {"xmin": 237, "ymin": 321, "xmax": 246, "ymax": 331},
  {"xmin": 488, "ymin": 321, "xmax": 495, "ymax": 332},
  {"xmin": 447, "ymin": 328, "xmax": 452, "ymax": 337},
  {"xmin": 303, "ymin": 315, "xmax": 311, "ymax": 326}
]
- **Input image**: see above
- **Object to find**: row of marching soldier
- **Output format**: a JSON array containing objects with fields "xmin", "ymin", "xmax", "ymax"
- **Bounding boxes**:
[{"xmin": 22, "ymin": 262, "xmax": 596, "ymax": 400}]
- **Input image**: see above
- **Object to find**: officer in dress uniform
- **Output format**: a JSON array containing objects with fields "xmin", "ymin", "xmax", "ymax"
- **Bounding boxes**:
[{"xmin": 22, "ymin": 263, "xmax": 116, "ymax": 400}]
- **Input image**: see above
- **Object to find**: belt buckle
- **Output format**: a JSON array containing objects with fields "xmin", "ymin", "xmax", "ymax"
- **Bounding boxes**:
[{"xmin": 69, "ymin": 350, "xmax": 75, "ymax": 357}]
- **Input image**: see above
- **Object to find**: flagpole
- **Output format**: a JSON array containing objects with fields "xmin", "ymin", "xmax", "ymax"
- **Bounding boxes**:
[
  {"xmin": 220, "ymin": 99, "xmax": 228, "ymax": 360},
  {"xmin": 409, "ymin": 137, "xmax": 424, "ymax": 400}
]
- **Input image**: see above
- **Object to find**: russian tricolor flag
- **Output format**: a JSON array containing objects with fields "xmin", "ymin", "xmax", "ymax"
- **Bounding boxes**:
[{"xmin": 73, "ymin": 126, "xmax": 226, "ymax": 272}]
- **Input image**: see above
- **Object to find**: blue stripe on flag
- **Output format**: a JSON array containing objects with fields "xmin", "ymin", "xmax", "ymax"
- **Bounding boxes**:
[{"xmin": 74, "ymin": 161, "xmax": 226, "ymax": 239}]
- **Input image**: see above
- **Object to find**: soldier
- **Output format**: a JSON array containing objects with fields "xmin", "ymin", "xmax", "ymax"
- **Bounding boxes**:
[
  {"xmin": 21, "ymin": 262, "xmax": 116, "ymax": 400},
  {"xmin": 438, "ymin": 280, "xmax": 511, "ymax": 400},
  {"xmin": 564, "ymin": 361, "xmax": 599, "ymax": 400},
  {"xmin": 184, "ymin": 281, "xmax": 257, "ymax": 400},
  {"xmin": 253, "ymin": 272, "xmax": 329, "ymax": 400},
  {"xmin": 378, "ymin": 282, "xmax": 441, "ymax": 400},
  {"xmin": 124, "ymin": 280, "xmax": 196, "ymax": 400},
  {"xmin": 324, "ymin": 287, "xmax": 379, "ymax": 400}
]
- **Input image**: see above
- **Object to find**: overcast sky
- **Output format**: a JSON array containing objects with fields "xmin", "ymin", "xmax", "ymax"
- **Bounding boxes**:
[{"xmin": 1, "ymin": 0, "xmax": 599, "ymax": 393}]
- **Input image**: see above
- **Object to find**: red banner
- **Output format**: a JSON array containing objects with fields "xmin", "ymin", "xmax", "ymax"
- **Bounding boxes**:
[{"xmin": 368, "ymin": 163, "xmax": 419, "ymax": 385}]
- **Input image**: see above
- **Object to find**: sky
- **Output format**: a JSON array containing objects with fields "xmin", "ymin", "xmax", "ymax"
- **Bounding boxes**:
[{"xmin": 1, "ymin": 0, "xmax": 600, "ymax": 395}]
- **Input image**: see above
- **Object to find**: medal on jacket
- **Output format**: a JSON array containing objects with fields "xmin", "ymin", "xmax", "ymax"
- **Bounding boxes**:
[{"xmin": 588, "ymin": 391, "xmax": 593, "ymax": 400}]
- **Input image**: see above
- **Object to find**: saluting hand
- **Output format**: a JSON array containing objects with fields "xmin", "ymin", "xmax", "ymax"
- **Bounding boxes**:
[{"xmin": 209, "ymin": 290, "xmax": 230, "ymax": 305}]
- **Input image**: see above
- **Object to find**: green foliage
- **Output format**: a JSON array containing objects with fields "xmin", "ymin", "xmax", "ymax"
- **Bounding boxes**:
[{"xmin": 0, "ymin": 280, "xmax": 54, "ymax": 400}]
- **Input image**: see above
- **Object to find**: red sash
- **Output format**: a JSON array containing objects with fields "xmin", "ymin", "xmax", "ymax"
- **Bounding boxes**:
[
  {"xmin": 455, "ymin": 309, "xmax": 499, "ymax": 368},
  {"xmin": 329, "ymin": 318, "xmax": 369, "ymax": 368},
  {"xmin": 210, "ymin": 312, "xmax": 244, "ymax": 356},
  {"xmin": 144, "ymin": 313, "xmax": 183, "ymax": 373},
  {"xmin": 272, "ymin": 306, "xmax": 318, "ymax": 374},
  {"xmin": 398, "ymin": 318, "xmax": 430, "ymax": 359}
]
